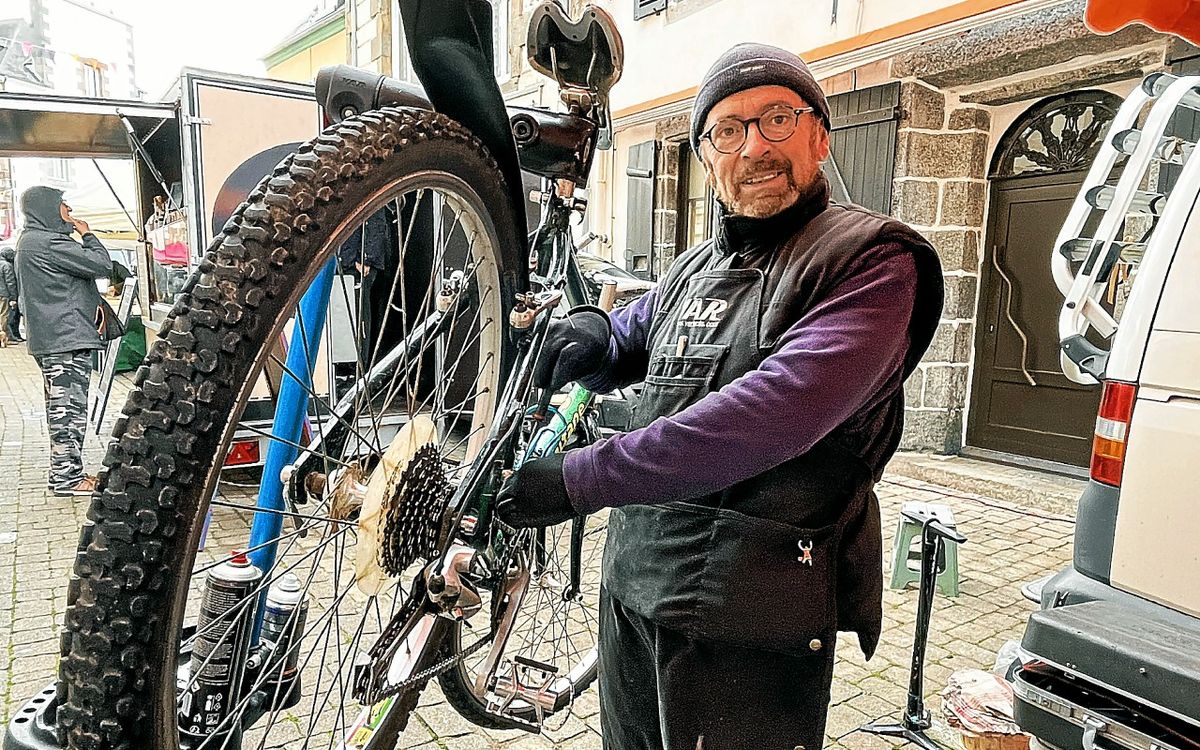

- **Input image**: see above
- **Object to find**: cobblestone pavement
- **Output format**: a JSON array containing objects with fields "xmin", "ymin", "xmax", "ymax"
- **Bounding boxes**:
[{"xmin": 0, "ymin": 343, "xmax": 1077, "ymax": 748}]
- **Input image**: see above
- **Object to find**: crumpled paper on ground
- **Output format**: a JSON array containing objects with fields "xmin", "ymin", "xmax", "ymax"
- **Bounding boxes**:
[{"xmin": 941, "ymin": 668, "xmax": 1023, "ymax": 735}]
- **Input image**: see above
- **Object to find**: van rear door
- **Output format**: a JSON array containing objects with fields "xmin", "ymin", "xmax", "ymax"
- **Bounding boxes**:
[{"xmin": 1111, "ymin": 200, "xmax": 1200, "ymax": 617}]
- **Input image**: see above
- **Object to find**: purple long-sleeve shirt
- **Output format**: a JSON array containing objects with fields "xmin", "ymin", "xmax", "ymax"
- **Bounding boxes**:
[{"xmin": 562, "ymin": 244, "xmax": 917, "ymax": 514}]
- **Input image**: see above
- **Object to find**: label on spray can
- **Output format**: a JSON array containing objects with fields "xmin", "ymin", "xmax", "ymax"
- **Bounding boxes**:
[
  {"xmin": 179, "ymin": 550, "xmax": 262, "ymax": 743},
  {"xmin": 261, "ymin": 572, "xmax": 309, "ymax": 709}
]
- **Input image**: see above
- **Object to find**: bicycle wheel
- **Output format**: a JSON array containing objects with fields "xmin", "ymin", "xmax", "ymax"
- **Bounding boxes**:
[
  {"xmin": 438, "ymin": 422, "xmax": 606, "ymax": 730},
  {"xmin": 56, "ymin": 108, "xmax": 535, "ymax": 750}
]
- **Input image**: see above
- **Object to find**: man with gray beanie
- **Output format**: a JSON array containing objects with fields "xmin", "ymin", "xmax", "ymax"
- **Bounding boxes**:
[{"xmin": 498, "ymin": 43, "xmax": 944, "ymax": 748}]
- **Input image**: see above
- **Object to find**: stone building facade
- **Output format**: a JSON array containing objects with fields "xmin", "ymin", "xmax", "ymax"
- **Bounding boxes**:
[
  {"xmin": 591, "ymin": 0, "xmax": 1193, "ymax": 465},
  {"xmin": 876, "ymin": 2, "xmax": 1167, "ymax": 457},
  {"xmin": 340, "ymin": 0, "xmax": 1193, "ymax": 466}
]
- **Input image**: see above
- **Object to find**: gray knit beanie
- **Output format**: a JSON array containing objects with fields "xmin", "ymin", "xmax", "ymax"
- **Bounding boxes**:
[{"xmin": 690, "ymin": 43, "xmax": 831, "ymax": 152}]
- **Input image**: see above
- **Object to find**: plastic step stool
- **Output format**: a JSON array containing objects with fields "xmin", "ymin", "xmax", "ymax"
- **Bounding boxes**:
[{"xmin": 889, "ymin": 501, "xmax": 960, "ymax": 597}]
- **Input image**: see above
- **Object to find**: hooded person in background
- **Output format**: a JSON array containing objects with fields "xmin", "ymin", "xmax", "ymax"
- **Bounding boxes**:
[
  {"xmin": 15, "ymin": 186, "xmax": 114, "ymax": 497},
  {"xmin": 0, "ymin": 244, "xmax": 17, "ymax": 346}
]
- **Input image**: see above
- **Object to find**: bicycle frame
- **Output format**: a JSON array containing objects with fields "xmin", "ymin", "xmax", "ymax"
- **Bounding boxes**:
[{"xmin": 242, "ymin": 180, "xmax": 598, "ymax": 647}]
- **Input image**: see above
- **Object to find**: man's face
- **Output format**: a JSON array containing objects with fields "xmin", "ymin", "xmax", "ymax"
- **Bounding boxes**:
[
  {"xmin": 59, "ymin": 201, "xmax": 72, "ymax": 221},
  {"xmin": 699, "ymin": 85, "xmax": 830, "ymax": 219}
]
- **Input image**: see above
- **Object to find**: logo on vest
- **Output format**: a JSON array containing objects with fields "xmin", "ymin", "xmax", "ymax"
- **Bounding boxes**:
[{"xmin": 677, "ymin": 296, "xmax": 727, "ymax": 329}]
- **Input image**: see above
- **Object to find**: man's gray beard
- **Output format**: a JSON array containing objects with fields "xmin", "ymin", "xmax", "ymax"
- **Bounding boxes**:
[{"xmin": 727, "ymin": 173, "xmax": 801, "ymax": 218}]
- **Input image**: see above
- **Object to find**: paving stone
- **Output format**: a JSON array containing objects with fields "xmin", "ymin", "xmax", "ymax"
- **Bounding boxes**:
[
  {"xmin": 444, "ymin": 734, "xmax": 498, "ymax": 749},
  {"xmin": 419, "ymin": 703, "xmax": 480, "ymax": 738}
]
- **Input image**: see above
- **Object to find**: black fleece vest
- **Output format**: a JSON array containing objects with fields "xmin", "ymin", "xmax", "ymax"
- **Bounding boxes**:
[{"xmin": 602, "ymin": 186, "xmax": 943, "ymax": 659}]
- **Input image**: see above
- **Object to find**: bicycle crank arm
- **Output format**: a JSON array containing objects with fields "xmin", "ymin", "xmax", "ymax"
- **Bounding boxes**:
[{"xmin": 472, "ymin": 560, "xmax": 531, "ymax": 698}]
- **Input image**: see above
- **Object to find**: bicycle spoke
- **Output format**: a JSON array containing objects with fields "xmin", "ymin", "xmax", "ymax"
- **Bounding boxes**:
[
  {"xmin": 182, "ymin": 523, "xmax": 351, "ymax": 674},
  {"xmin": 369, "ymin": 191, "xmax": 427, "ymax": 419},
  {"xmin": 208, "ymin": 499, "xmax": 356, "ymax": 528},
  {"xmin": 248, "ymin": 516, "xmax": 346, "ymax": 750},
  {"xmin": 239, "ymin": 421, "xmax": 357, "ymax": 471},
  {"xmin": 265, "ymin": 352, "xmax": 380, "ymax": 457},
  {"xmin": 193, "ymin": 520, "xmax": 330, "ymax": 578},
  {"xmin": 199, "ymin": 552, "xmax": 362, "ymax": 746},
  {"xmin": 347, "ymin": 217, "xmax": 387, "ymax": 453},
  {"xmin": 376, "ymin": 278, "xmax": 493, "ymax": 426},
  {"xmin": 294, "ymin": 303, "xmax": 375, "ymax": 474}
]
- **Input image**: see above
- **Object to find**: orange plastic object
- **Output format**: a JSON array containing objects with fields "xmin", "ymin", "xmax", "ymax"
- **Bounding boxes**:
[{"xmin": 1085, "ymin": 0, "xmax": 1200, "ymax": 46}]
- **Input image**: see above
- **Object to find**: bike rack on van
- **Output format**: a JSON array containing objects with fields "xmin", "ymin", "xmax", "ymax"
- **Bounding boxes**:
[{"xmin": 1052, "ymin": 73, "xmax": 1200, "ymax": 384}]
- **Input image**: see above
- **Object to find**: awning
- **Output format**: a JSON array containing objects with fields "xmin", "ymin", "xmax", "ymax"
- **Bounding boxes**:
[{"xmin": 0, "ymin": 92, "xmax": 175, "ymax": 158}]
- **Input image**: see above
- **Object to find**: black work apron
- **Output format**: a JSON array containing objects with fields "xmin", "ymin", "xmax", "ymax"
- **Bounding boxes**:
[{"xmin": 602, "ymin": 264, "xmax": 872, "ymax": 658}]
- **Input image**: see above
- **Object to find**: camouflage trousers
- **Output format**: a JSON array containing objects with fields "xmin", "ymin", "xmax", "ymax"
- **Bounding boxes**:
[
  {"xmin": 35, "ymin": 350, "xmax": 93, "ymax": 491},
  {"xmin": 0, "ymin": 298, "xmax": 10, "ymax": 346}
]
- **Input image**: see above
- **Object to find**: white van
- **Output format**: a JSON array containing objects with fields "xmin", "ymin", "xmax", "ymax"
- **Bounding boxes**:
[{"xmin": 1013, "ymin": 71, "xmax": 1200, "ymax": 750}]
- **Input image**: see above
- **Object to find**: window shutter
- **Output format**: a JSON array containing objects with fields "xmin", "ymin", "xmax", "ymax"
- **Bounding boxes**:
[
  {"xmin": 625, "ymin": 140, "xmax": 657, "ymax": 280},
  {"xmin": 634, "ymin": 0, "xmax": 667, "ymax": 21},
  {"xmin": 827, "ymin": 82, "xmax": 900, "ymax": 214}
]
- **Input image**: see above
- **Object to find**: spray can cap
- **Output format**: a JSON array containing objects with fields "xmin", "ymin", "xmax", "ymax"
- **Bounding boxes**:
[
  {"xmin": 275, "ymin": 573, "xmax": 302, "ymax": 593},
  {"xmin": 229, "ymin": 550, "xmax": 249, "ymax": 566}
]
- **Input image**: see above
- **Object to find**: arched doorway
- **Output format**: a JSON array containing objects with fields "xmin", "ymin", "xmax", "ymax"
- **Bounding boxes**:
[{"xmin": 966, "ymin": 90, "xmax": 1122, "ymax": 467}]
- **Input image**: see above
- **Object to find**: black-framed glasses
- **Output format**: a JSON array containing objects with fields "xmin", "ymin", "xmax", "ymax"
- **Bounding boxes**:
[{"xmin": 701, "ymin": 105, "xmax": 815, "ymax": 154}]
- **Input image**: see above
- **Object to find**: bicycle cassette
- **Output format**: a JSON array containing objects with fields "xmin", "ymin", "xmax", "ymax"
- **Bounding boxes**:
[
  {"xmin": 355, "ymin": 415, "xmax": 442, "ymax": 595},
  {"xmin": 380, "ymin": 443, "xmax": 450, "ymax": 576}
]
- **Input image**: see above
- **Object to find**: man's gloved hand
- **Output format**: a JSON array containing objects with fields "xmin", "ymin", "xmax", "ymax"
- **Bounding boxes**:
[
  {"xmin": 495, "ymin": 453, "xmax": 577, "ymax": 528},
  {"xmin": 534, "ymin": 305, "xmax": 612, "ymax": 391}
]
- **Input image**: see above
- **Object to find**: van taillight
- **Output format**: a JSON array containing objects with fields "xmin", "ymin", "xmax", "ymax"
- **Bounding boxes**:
[
  {"xmin": 1091, "ymin": 381, "xmax": 1137, "ymax": 486},
  {"xmin": 226, "ymin": 439, "xmax": 261, "ymax": 467}
]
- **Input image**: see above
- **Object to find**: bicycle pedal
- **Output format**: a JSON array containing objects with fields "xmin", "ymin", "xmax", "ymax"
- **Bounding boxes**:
[
  {"xmin": 514, "ymin": 655, "xmax": 559, "ymax": 675},
  {"xmin": 492, "ymin": 662, "xmax": 563, "ymax": 716}
]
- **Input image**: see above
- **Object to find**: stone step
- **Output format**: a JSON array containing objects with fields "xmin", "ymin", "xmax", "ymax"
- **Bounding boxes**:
[{"xmin": 886, "ymin": 452, "xmax": 1084, "ymax": 517}]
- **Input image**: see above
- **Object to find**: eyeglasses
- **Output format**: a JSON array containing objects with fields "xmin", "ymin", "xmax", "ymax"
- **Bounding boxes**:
[{"xmin": 701, "ymin": 105, "xmax": 815, "ymax": 154}]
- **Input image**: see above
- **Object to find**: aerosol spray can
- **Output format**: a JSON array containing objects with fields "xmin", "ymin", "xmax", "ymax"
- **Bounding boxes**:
[
  {"xmin": 260, "ymin": 572, "xmax": 310, "ymax": 711},
  {"xmin": 179, "ymin": 550, "xmax": 262, "ymax": 749}
]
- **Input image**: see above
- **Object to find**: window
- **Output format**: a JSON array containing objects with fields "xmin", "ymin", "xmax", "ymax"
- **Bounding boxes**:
[
  {"xmin": 680, "ymin": 146, "xmax": 713, "ymax": 249},
  {"xmin": 81, "ymin": 62, "xmax": 104, "ymax": 97},
  {"xmin": 491, "ymin": 0, "xmax": 510, "ymax": 81},
  {"xmin": 991, "ymin": 90, "xmax": 1121, "ymax": 178},
  {"xmin": 391, "ymin": 0, "xmax": 415, "ymax": 83},
  {"xmin": 634, "ymin": 0, "xmax": 667, "ymax": 20},
  {"xmin": 43, "ymin": 158, "xmax": 71, "ymax": 183}
]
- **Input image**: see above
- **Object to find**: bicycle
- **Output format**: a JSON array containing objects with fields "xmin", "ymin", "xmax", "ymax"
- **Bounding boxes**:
[{"xmin": 45, "ymin": 1, "xmax": 625, "ymax": 748}]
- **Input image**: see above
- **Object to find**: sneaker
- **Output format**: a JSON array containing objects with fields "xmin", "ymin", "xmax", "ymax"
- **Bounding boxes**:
[{"xmin": 51, "ymin": 476, "xmax": 99, "ymax": 497}]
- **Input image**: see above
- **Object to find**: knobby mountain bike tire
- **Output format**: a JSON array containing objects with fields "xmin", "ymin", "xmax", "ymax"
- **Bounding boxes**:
[{"xmin": 54, "ymin": 108, "xmax": 536, "ymax": 750}]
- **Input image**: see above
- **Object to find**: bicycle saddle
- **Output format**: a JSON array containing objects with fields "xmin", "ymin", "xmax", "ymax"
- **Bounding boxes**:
[{"xmin": 526, "ymin": 2, "xmax": 623, "ymax": 102}]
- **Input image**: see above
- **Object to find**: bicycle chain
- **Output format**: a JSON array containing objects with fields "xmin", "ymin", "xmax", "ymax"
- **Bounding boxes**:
[
  {"xmin": 358, "ymin": 405, "xmax": 539, "ymax": 705},
  {"xmin": 356, "ymin": 524, "xmax": 530, "ymax": 704}
]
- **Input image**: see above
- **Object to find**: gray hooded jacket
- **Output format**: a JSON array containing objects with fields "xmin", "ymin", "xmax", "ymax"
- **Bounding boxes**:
[
  {"xmin": 15, "ymin": 186, "xmax": 111, "ymax": 356},
  {"xmin": 0, "ymin": 245, "xmax": 16, "ymax": 300}
]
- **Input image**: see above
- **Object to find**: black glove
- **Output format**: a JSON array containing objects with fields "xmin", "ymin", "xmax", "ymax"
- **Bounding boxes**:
[
  {"xmin": 534, "ymin": 305, "xmax": 612, "ymax": 391},
  {"xmin": 495, "ymin": 453, "xmax": 577, "ymax": 528}
]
